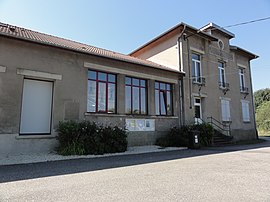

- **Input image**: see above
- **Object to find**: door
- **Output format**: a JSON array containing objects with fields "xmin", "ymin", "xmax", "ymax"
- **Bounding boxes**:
[
  {"xmin": 194, "ymin": 98, "xmax": 202, "ymax": 124},
  {"xmin": 20, "ymin": 79, "xmax": 53, "ymax": 135}
]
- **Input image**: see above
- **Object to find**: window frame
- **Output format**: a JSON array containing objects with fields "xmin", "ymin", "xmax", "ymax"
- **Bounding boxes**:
[
  {"xmin": 125, "ymin": 76, "xmax": 147, "ymax": 115},
  {"xmin": 192, "ymin": 53, "xmax": 202, "ymax": 83},
  {"xmin": 87, "ymin": 70, "xmax": 116, "ymax": 113},
  {"xmin": 155, "ymin": 81, "xmax": 173, "ymax": 116},
  {"xmin": 218, "ymin": 61, "xmax": 226, "ymax": 88},
  {"xmin": 239, "ymin": 68, "xmax": 245, "ymax": 91}
]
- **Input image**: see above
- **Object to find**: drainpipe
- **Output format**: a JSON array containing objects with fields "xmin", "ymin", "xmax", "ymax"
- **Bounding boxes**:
[
  {"xmin": 177, "ymin": 25, "xmax": 186, "ymax": 126},
  {"xmin": 248, "ymin": 60, "xmax": 258, "ymax": 139},
  {"xmin": 185, "ymin": 35, "xmax": 193, "ymax": 110}
]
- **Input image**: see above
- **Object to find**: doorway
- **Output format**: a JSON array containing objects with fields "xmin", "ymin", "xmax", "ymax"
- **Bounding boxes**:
[{"xmin": 194, "ymin": 98, "xmax": 202, "ymax": 124}]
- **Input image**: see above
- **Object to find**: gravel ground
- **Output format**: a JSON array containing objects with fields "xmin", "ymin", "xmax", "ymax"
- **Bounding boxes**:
[{"xmin": 0, "ymin": 146, "xmax": 187, "ymax": 166}]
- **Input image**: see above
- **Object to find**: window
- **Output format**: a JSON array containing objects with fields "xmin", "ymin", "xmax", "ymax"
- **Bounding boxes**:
[
  {"xmin": 218, "ymin": 62, "xmax": 227, "ymax": 88},
  {"xmin": 125, "ymin": 77, "xmax": 147, "ymax": 114},
  {"xmin": 155, "ymin": 81, "xmax": 172, "ymax": 116},
  {"xmin": 241, "ymin": 100, "xmax": 250, "ymax": 122},
  {"xmin": 221, "ymin": 98, "xmax": 231, "ymax": 122},
  {"xmin": 192, "ymin": 53, "xmax": 202, "ymax": 83},
  {"xmin": 239, "ymin": 68, "xmax": 247, "ymax": 92},
  {"xmin": 87, "ymin": 70, "xmax": 116, "ymax": 113}
]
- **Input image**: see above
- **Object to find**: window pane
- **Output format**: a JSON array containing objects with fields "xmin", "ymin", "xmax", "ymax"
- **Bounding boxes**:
[
  {"xmin": 87, "ymin": 80, "xmax": 96, "ymax": 112},
  {"xmin": 141, "ymin": 88, "xmax": 146, "ymax": 114},
  {"xmin": 155, "ymin": 82, "xmax": 159, "ymax": 89},
  {"xmin": 192, "ymin": 53, "xmax": 200, "ymax": 60},
  {"xmin": 125, "ymin": 86, "xmax": 131, "ymax": 113},
  {"xmin": 140, "ymin": 80, "xmax": 146, "ymax": 87},
  {"xmin": 167, "ymin": 91, "xmax": 172, "ymax": 115},
  {"xmin": 98, "ymin": 72, "xmax": 106, "ymax": 81},
  {"xmin": 155, "ymin": 90, "xmax": 160, "ymax": 115},
  {"xmin": 88, "ymin": 71, "xmax": 96, "ymax": 80},
  {"xmin": 160, "ymin": 83, "xmax": 166, "ymax": 90},
  {"xmin": 166, "ymin": 84, "xmax": 171, "ymax": 90},
  {"xmin": 132, "ymin": 87, "xmax": 140, "ymax": 114},
  {"xmin": 195, "ymin": 106, "xmax": 201, "ymax": 118},
  {"xmin": 108, "ymin": 84, "xmax": 115, "ymax": 113},
  {"xmin": 125, "ymin": 77, "xmax": 131, "ymax": 85},
  {"xmin": 98, "ymin": 82, "xmax": 106, "ymax": 112},
  {"xmin": 197, "ymin": 62, "xmax": 201, "ymax": 77},
  {"xmin": 192, "ymin": 61, "xmax": 196, "ymax": 77},
  {"xmin": 132, "ymin": 78, "xmax": 139, "ymax": 86},
  {"xmin": 160, "ymin": 91, "xmax": 166, "ymax": 115},
  {"xmin": 108, "ymin": 74, "xmax": 116, "ymax": 83}
]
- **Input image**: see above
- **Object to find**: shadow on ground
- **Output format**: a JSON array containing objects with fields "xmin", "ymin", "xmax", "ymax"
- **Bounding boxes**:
[{"xmin": 0, "ymin": 137, "xmax": 269, "ymax": 183}]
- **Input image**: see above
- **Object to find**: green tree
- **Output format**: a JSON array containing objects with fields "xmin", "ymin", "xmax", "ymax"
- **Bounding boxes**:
[
  {"xmin": 256, "ymin": 101, "xmax": 270, "ymax": 132},
  {"xmin": 254, "ymin": 88, "xmax": 270, "ymax": 110}
]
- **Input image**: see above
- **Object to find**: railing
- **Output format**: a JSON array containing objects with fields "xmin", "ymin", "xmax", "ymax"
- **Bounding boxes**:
[
  {"xmin": 219, "ymin": 82, "xmax": 230, "ymax": 89},
  {"xmin": 240, "ymin": 86, "xmax": 249, "ymax": 94},
  {"xmin": 207, "ymin": 116, "xmax": 231, "ymax": 136},
  {"xmin": 192, "ymin": 76, "xmax": 206, "ymax": 86}
]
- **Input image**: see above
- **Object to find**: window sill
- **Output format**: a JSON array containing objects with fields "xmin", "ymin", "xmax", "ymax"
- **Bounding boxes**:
[{"xmin": 16, "ymin": 134, "xmax": 57, "ymax": 139}]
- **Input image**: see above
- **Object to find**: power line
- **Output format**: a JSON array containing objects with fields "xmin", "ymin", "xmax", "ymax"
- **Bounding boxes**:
[{"xmin": 221, "ymin": 16, "xmax": 270, "ymax": 29}]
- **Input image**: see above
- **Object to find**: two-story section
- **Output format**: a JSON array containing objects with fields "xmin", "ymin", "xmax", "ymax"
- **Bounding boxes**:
[{"xmin": 130, "ymin": 22, "xmax": 258, "ymax": 141}]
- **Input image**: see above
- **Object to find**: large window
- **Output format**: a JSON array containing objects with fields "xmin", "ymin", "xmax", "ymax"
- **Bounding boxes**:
[
  {"xmin": 192, "ymin": 53, "xmax": 202, "ymax": 83},
  {"xmin": 239, "ymin": 68, "xmax": 247, "ymax": 92},
  {"xmin": 87, "ymin": 70, "xmax": 116, "ymax": 113},
  {"xmin": 125, "ymin": 77, "xmax": 147, "ymax": 114},
  {"xmin": 155, "ymin": 81, "xmax": 172, "ymax": 116},
  {"xmin": 221, "ymin": 98, "xmax": 231, "ymax": 122},
  {"xmin": 218, "ymin": 62, "xmax": 227, "ymax": 88},
  {"xmin": 241, "ymin": 100, "xmax": 250, "ymax": 122}
]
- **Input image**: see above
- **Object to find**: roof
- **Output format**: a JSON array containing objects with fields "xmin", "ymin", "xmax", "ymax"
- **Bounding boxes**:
[
  {"xmin": 130, "ymin": 22, "xmax": 218, "ymax": 56},
  {"xmin": 200, "ymin": 23, "xmax": 235, "ymax": 39},
  {"xmin": 0, "ymin": 22, "xmax": 181, "ymax": 74},
  {"xmin": 230, "ymin": 45, "xmax": 258, "ymax": 60}
]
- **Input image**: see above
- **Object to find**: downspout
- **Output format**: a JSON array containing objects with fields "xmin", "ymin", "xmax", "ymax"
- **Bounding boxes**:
[
  {"xmin": 248, "ymin": 59, "xmax": 258, "ymax": 139},
  {"xmin": 177, "ymin": 25, "xmax": 186, "ymax": 126},
  {"xmin": 185, "ymin": 35, "xmax": 193, "ymax": 109}
]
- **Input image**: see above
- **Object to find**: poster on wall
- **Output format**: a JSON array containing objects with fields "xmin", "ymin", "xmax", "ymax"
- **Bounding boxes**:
[{"xmin": 126, "ymin": 119, "xmax": 155, "ymax": 131}]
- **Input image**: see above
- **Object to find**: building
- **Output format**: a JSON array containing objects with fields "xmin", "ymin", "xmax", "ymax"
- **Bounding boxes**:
[
  {"xmin": 0, "ymin": 22, "xmax": 257, "ymax": 154},
  {"xmin": 130, "ymin": 22, "xmax": 258, "ymax": 141}
]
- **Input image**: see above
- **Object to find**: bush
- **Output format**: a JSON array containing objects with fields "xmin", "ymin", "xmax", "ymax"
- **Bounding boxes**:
[
  {"xmin": 57, "ymin": 120, "xmax": 127, "ymax": 155},
  {"xmin": 155, "ymin": 123, "xmax": 214, "ymax": 148}
]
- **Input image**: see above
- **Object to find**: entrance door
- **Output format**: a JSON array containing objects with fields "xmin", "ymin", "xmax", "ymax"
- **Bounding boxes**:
[
  {"xmin": 194, "ymin": 98, "xmax": 202, "ymax": 124},
  {"xmin": 20, "ymin": 79, "xmax": 53, "ymax": 135}
]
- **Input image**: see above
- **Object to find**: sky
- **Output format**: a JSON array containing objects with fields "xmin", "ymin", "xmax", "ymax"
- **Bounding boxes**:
[{"xmin": 0, "ymin": 0, "xmax": 269, "ymax": 91}]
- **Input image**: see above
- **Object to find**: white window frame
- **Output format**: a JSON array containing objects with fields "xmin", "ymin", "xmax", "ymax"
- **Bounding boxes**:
[
  {"xmin": 192, "ymin": 53, "xmax": 202, "ymax": 83},
  {"xmin": 221, "ymin": 98, "xmax": 231, "ymax": 122},
  {"xmin": 218, "ymin": 62, "xmax": 226, "ymax": 88},
  {"xmin": 241, "ymin": 100, "xmax": 250, "ymax": 122},
  {"xmin": 239, "ymin": 68, "xmax": 245, "ymax": 91}
]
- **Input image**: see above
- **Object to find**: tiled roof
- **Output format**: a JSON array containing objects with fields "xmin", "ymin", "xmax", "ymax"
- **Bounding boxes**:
[{"xmin": 0, "ymin": 22, "xmax": 181, "ymax": 73}]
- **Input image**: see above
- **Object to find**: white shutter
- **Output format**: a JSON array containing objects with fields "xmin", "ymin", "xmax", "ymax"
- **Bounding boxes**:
[
  {"xmin": 241, "ymin": 101, "xmax": 250, "ymax": 122},
  {"xmin": 20, "ymin": 79, "xmax": 53, "ymax": 134},
  {"xmin": 221, "ymin": 99, "xmax": 230, "ymax": 122}
]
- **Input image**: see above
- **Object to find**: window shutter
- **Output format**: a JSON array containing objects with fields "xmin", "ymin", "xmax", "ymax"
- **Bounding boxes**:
[
  {"xmin": 242, "ymin": 101, "xmax": 250, "ymax": 122},
  {"xmin": 221, "ymin": 99, "xmax": 230, "ymax": 121}
]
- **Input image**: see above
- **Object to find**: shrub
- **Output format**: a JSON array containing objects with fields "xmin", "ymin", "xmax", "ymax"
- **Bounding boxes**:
[
  {"xmin": 155, "ymin": 123, "xmax": 214, "ymax": 148},
  {"xmin": 57, "ymin": 120, "xmax": 127, "ymax": 155}
]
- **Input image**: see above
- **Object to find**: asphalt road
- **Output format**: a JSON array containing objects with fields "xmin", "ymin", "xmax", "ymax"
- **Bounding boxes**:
[{"xmin": 1, "ymin": 138, "xmax": 270, "ymax": 202}]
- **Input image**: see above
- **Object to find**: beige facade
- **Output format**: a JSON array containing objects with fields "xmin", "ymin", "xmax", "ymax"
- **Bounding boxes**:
[{"xmin": 131, "ymin": 23, "xmax": 258, "ymax": 141}]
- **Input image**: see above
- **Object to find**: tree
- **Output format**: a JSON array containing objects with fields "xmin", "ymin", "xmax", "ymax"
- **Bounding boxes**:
[
  {"xmin": 256, "ymin": 101, "xmax": 270, "ymax": 132},
  {"xmin": 254, "ymin": 88, "xmax": 270, "ymax": 110}
]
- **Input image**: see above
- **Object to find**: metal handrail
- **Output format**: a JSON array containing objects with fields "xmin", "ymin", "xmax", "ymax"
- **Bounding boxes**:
[{"xmin": 207, "ymin": 116, "xmax": 231, "ymax": 136}]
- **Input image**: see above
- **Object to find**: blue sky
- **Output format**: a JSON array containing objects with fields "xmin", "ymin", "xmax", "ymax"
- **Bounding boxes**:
[{"xmin": 0, "ymin": 0, "xmax": 269, "ymax": 91}]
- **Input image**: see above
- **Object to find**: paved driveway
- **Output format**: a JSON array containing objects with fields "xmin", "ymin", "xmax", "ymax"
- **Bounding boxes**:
[{"xmin": 1, "ymin": 138, "xmax": 270, "ymax": 202}]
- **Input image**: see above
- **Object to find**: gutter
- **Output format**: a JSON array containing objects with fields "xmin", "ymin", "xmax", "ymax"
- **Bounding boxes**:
[{"xmin": 177, "ymin": 25, "xmax": 186, "ymax": 126}]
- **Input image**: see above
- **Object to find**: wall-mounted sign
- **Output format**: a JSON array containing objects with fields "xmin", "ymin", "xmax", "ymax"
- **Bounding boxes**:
[{"xmin": 126, "ymin": 119, "xmax": 155, "ymax": 131}]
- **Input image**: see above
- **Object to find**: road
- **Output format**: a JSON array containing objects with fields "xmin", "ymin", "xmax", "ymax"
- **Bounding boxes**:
[{"xmin": 1, "ymin": 138, "xmax": 270, "ymax": 202}]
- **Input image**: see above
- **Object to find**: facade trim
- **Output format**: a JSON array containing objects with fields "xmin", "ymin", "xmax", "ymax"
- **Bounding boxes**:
[
  {"xmin": 17, "ymin": 68, "xmax": 62, "ymax": 80},
  {"xmin": 84, "ymin": 62, "xmax": 178, "ymax": 84}
]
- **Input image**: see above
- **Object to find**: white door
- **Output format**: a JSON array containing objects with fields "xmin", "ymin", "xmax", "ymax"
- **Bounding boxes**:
[
  {"xmin": 20, "ymin": 79, "xmax": 53, "ymax": 135},
  {"xmin": 194, "ymin": 98, "xmax": 202, "ymax": 124}
]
